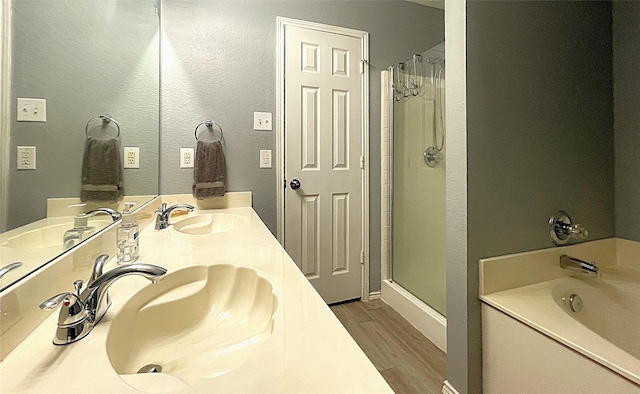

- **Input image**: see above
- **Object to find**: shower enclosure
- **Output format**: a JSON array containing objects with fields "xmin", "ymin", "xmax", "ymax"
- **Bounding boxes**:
[{"xmin": 384, "ymin": 43, "xmax": 446, "ymax": 341}]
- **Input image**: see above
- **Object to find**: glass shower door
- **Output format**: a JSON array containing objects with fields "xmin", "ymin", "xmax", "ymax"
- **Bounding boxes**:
[{"xmin": 391, "ymin": 44, "xmax": 446, "ymax": 316}]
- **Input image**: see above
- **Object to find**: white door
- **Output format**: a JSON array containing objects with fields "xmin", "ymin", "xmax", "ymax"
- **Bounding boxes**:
[{"xmin": 283, "ymin": 22, "xmax": 367, "ymax": 304}]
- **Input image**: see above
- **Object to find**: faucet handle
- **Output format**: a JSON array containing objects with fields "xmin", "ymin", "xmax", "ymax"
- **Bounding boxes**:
[
  {"xmin": 549, "ymin": 211, "xmax": 589, "ymax": 245},
  {"xmin": 568, "ymin": 224, "xmax": 588, "ymax": 240},
  {"xmin": 39, "ymin": 293, "xmax": 75, "ymax": 311},
  {"xmin": 39, "ymin": 292, "xmax": 86, "ymax": 326}
]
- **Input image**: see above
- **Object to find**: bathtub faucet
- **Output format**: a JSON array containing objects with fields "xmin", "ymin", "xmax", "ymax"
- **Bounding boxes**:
[{"xmin": 560, "ymin": 255, "xmax": 599, "ymax": 277}]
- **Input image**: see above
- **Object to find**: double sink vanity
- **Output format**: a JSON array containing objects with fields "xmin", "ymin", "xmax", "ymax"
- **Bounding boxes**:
[{"xmin": 0, "ymin": 192, "xmax": 392, "ymax": 393}]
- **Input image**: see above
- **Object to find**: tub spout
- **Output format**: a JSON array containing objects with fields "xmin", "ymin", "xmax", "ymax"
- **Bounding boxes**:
[{"xmin": 560, "ymin": 255, "xmax": 599, "ymax": 276}]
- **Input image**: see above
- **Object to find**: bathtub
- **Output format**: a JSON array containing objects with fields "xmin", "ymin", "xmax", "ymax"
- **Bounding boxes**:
[
  {"xmin": 481, "ymin": 265, "xmax": 640, "ymax": 390},
  {"xmin": 553, "ymin": 266, "xmax": 640, "ymax": 361}
]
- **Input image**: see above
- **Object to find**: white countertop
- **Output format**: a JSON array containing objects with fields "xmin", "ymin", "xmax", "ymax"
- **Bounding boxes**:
[
  {"xmin": 0, "ymin": 207, "xmax": 392, "ymax": 393},
  {"xmin": 0, "ymin": 216, "xmax": 112, "ymax": 289}
]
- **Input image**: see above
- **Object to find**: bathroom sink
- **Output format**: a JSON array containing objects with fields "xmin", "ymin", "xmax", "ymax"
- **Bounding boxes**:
[
  {"xmin": 106, "ymin": 264, "xmax": 278, "ymax": 392},
  {"xmin": 171, "ymin": 213, "xmax": 244, "ymax": 235},
  {"xmin": 1, "ymin": 219, "xmax": 112, "ymax": 249}
]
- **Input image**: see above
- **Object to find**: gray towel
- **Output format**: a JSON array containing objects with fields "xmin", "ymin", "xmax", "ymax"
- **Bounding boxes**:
[
  {"xmin": 193, "ymin": 140, "xmax": 226, "ymax": 199},
  {"xmin": 80, "ymin": 138, "xmax": 123, "ymax": 203}
]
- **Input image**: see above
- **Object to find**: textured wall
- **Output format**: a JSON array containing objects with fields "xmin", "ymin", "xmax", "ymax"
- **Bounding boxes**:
[
  {"xmin": 8, "ymin": 0, "xmax": 159, "ymax": 230},
  {"xmin": 461, "ymin": 2, "xmax": 614, "ymax": 393},
  {"xmin": 614, "ymin": 1, "xmax": 640, "ymax": 241},
  {"xmin": 160, "ymin": 0, "xmax": 444, "ymax": 292}
]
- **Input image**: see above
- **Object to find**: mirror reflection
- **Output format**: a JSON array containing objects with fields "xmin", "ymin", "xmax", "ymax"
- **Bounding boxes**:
[{"xmin": 1, "ymin": 0, "xmax": 160, "ymax": 291}]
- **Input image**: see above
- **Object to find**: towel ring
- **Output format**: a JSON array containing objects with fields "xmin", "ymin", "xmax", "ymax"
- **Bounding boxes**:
[
  {"xmin": 85, "ymin": 115, "xmax": 120, "ymax": 140},
  {"xmin": 194, "ymin": 120, "xmax": 223, "ymax": 142}
]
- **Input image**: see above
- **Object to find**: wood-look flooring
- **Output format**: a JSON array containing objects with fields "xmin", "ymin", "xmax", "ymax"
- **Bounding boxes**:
[{"xmin": 330, "ymin": 299, "xmax": 446, "ymax": 394}]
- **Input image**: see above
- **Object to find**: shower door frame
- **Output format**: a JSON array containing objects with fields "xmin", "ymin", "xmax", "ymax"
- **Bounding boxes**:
[
  {"xmin": 386, "ymin": 66, "xmax": 395, "ymax": 283},
  {"xmin": 381, "ymin": 66, "xmax": 447, "ymax": 352}
]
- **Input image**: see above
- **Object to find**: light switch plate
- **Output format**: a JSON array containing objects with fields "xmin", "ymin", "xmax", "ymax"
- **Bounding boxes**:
[
  {"xmin": 17, "ymin": 146, "xmax": 36, "ymax": 170},
  {"xmin": 17, "ymin": 98, "xmax": 46, "ymax": 122},
  {"xmin": 123, "ymin": 147, "xmax": 140, "ymax": 168},
  {"xmin": 260, "ymin": 149, "xmax": 272, "ymax": 168},
  {"xmin": 253, "ymin": 112, "xmax": 272, "ymax": 131}
]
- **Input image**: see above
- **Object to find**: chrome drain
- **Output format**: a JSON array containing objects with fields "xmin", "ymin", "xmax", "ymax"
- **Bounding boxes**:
[
  {"xmin": 137, "ymin": 364, "xmax": 162, "ymax": 373},
  {"xmin": 562, "ymin": 293, "xmax": 583, "ymax": 313}
]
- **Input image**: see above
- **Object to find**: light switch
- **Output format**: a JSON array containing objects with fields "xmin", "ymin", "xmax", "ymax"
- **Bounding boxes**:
[
  {"xmin": 253, "ymin": 112, "xmax": 272, "ymax": 131},
  {"xmin": 260, "ymin": 150, "xmax": 272, "ymax": 168},
  {"xmin": 17, "ymin": 98, "xmax": 46, "ymax": 122}
]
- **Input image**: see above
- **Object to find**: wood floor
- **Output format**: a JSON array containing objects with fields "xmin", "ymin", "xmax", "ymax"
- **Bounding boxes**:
[{"xmin": 330, "ymin": 299, "xmax": 446, "ymax": 394}]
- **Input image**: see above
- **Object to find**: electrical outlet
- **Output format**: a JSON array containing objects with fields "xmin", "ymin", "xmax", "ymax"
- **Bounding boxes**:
[
  {"xmin": 260, "ymin": 149, "xmax": 272, "ymax": 168},
  {"xmin": 123, "ymin": 147, "xmax": 140, "ymax": 168},
  {"xmin": 17, "ymin": 146, "xmax": 36, "ymax": 170},
  {"xmin": 17, "ymin": 98, "xmax": 46, "ymax": 122},
  {"xmin": 180, "ymin": 148, "xmax": 194, "ymax": 168},
  {"xmin": 253, "ymin": 112, "xmax": 272, "ymax": 131}
]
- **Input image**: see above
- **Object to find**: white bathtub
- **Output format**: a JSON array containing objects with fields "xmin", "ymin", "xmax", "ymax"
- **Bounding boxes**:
[
  {"xmin": 482, "ymin": 265, "xmax": 640, "ymax": 389},
  {"xmin": 553, "ymin": 266, "xmax": 640, "ymax": 361}
]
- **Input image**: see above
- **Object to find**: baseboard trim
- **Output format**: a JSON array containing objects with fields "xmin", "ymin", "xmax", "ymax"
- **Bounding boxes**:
[
  {"xmin": 381, "ymin": 280, "xmax": 447, "ymax": 352},
  {"xmin": 368, "ymin": 291, "xmax": 381, "ymax": 300},
  {"xmin": 442, "ymin": 380, "xmax": 460, "ymax": 394}
]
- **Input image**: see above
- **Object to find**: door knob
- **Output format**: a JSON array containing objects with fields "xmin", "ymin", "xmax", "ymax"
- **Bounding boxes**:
[{"xmin": 290, "ymin": 179, "xmax": 301, "ymax": 190}]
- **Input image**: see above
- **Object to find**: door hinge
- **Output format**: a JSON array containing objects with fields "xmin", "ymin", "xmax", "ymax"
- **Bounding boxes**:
[
  {"xmin": 360, "ymin": 59, "xmax": 368, "ymax": 74},
  {"xmin": 360, "ymin": 155, "xmax": 364, "ymax": 169},
  {"xmin": 360, "ymin": 250, "xmax": 364, "ymax": 265}
]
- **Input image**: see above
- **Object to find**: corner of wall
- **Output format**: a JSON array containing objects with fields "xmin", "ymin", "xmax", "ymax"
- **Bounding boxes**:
[
  {"xmin": 444, "ymin": 0, "xmax": 471, "ymax": 392},
  {"xmin": 380, "ymin": 70, "xmax": 390, "ymax": 282}
]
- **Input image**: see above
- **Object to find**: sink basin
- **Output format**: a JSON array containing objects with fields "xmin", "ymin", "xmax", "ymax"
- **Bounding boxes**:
[
  {"xmin": 106, "ymin": 264, "xmax": 278, "ymax": 392},
  {"xmin": 171, "ymin": 213, "xmax": 244, "ymax": 235},
  {"xmin": 1, "ymin": 219, "xmax": 112, "ymax": 249}
]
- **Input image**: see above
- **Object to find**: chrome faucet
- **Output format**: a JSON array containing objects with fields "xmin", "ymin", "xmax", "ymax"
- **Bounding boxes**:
[
  {"xmin": 155, "ymin": 203, "xmax": 194, "ymax": 230},
  {"xmin": 560, "ymin": 255, "xmax": 599, "ymax": 277},
  {"xmin": 86, "ymin": 208, "xmax": 122, "ymax": 222},
  {"xmin": 39, "ymin": 254, "xmax": 166, "ymax": 345},
  {"xmin": 0, "ymin": 262, "xmax": 22, "ymax": 280},
  {"xmin": 549, "ymin": 211, "xmax": 588, "ymax": 245}
]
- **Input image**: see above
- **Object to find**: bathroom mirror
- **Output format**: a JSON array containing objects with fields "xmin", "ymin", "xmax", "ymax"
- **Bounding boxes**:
[{"xmin": 0, "ymin": 0, "xmax": 160, "ymax": 291}]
